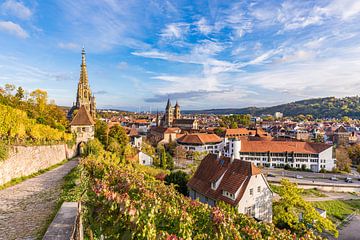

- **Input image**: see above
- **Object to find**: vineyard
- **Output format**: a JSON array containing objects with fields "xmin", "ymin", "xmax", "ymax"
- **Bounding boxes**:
[
  {"xmin": 0, "ymin": 103, "xmax": 73, "ymax": 145},
  {"xmin": 81, "ymin": 153, "xmax": 323, "ymax": 240}
]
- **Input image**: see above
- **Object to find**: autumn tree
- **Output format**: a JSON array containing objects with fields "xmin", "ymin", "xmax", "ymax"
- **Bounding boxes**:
[
  {"xmin": 336, "ymin": 147, "xmax": 352, "ymax": 172},
  {"xmin": 273, "ymin": 179, "xmax": 338, "ymax": 237},
  {"xmin": 348, "ymin": 144, "xmax": 360, "ymax": 165},
  {"xmin": 107, "ymin": 125, "xmax": 129, "ymax": 155},
  {"xmin": 30, "ymin": 89, "xmax": 48, "ymax": 113},
  {"xmin": 108, "ymin": 125, "xmax": 128, "ymax": 145}
]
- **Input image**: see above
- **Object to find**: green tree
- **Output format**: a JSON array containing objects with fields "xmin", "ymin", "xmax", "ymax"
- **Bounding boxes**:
[
  {"xmin": 166, "ymin": 152, "xmax": 174, "ymax": 170},
  {"xmin": 165, "ymin": 171, "xmax": 190, "ymax": 196},
  {"xmin": 107, "ymin": 138, "xmax": 123, "ymax": 156},
  {"xmin": 84, "ymin": 138, "xmax": 104, "ymax": 157},
  {"xmin": 95, "ymin": 120, "xmax": 108, "ymax": 146},
  {"xmin": 230, "ymin": 122, "xmax": 238, "ymax": 129},
  {"xmin": 273, "ymin": 179, "xmax": 338, "ymax": 237},
  {"xmin": 213, "ymin": 127, "xmax": 225, "ymax": 137},
  {"xmin": 15, "ymin": 87, "xmax": 25, "ymax": 100},
  {"xmin": 108, "ymin": 125, "xmax": 129, "ymax": 146}
]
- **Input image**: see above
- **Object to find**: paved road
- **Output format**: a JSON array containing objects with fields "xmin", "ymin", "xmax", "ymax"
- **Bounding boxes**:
[
  {"xmin": 337, "ymin": 215, "xmax": 360, "ymax": 240},
  {"xmin": 263, "ymin": 167, "xmax": 359, "ymax": 178},
  {"xmin": 0, "ymin": 159, "xmax": 78, "ymax": 240}
]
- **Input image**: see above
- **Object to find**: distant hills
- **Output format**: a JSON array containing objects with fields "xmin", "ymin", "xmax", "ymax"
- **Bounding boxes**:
[{"xmin": 183, "ymin": 96, "xmax": 360, "ymax": 119}]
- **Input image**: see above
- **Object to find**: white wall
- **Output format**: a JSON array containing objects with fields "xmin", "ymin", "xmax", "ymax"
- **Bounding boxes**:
[
  {"xmin": 139, "ymin": 152, "xmax": 153, "ymax": 166},
  {"xmin": 318, "ymin": 147, "xmax": 335, "ymax": 171},
  {"xmin": 237, "ymin": 174, "xmax": 273, "ymax": 222}
]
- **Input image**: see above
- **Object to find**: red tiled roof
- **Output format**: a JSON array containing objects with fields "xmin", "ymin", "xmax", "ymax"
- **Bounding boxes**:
[
  {"xmin": 70, "ymin": 105, "xmax": 95, "ymax": 126},
  {"xmin": 226, "ymin": 128, "xmax": 269, "ymax": 137},
  {"xmin": 129, "ymin": 128, "xmax": 139, "ymax": 137},
  {"xmin": 133, "ymin": 119, "xmax": 149, "ymax": 124},
  {"xmin": 177, "ymin": 133, "xmax": 222, "ymax": 145},
  {"xmin": 187, "ymin": 154, "xmax": 262, "ymax": 206},
  {"xmin": 150, "ymin": 126, "xmax": 181, "ymax": 134},
  {"xmin": 240, "ymin": 139, "xmax": 331, "ymax": 154},
  {"xmin": 225, "ymin": 128, "xmax": 250, "ymax": 136}
]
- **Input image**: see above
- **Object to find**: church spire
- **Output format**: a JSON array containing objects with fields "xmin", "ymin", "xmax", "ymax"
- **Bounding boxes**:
[
  {"xmin": 75, "ymin": 47, "xmax": 96, "ymax": 119},
  {"xmin": 79, "ymin": 46, "xmax": 88, "ymax": 85},
  {"xmin": 166, "ymin": 98, "xmax": 172, "ymax": 109}
]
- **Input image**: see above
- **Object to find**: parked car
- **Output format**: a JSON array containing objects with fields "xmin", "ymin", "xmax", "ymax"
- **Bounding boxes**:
[
  {"xmin": 267, "ymin": 173, "xmax": 276, "ymax": 177},
  {"xmin": 330, "ymin": 176, "xmax": 338, "ymax": 181},
  {"xmin": 296, "ymin": 175, "xmax": 304, "ymax": 179},
  {"xmin": 345, "ymin": 177, "xmax": 353, "ymax": 183}
]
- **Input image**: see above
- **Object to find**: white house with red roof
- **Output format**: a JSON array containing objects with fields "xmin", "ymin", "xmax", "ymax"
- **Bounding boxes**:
[
  {"xmin": 176, "ymin": 133, "xmax": 224, "ymax": 154},
  {"xmin": 187, "ymin": 153, "xmax": 273, "ymax": 222},
  {"xmin": 225, "ymin": 138, "xmax": 335, "ymax": 172}
]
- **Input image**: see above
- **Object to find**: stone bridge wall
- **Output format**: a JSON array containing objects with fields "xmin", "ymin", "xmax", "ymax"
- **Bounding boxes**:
[{"xmin": 0, "ymin": 144, "xmax": 77, "ymax": 185}]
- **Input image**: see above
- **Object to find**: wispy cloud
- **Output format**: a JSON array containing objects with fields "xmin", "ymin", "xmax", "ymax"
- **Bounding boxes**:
[
  {"xmin": 1, "ymin": 0, "xmax": 32, "ymax": 20},
  {"xmin": 0, "ymin": 21, "xmax": 28, "ymax": 38},
  {"xmin": 58, "ymin": 42, "xmax": 80, "ymax": 50},
  {"xmin": 160, "ymin": 22, "xmax": 189, "ymax": 40}
]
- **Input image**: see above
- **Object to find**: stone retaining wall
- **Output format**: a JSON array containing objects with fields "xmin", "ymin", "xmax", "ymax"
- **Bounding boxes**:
[{"xmin": 0, "ymin": 144, "xmax": 77, "ymax": 185}]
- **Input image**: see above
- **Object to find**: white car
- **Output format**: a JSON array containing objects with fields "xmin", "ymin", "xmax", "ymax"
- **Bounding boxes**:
[
  {"xmin": 330, "ymin": 176, "xmax": 338, "ymax": 181},
  {"xmin": 296, "ymin": 175, "xmax": 304, "ymax": 179}
]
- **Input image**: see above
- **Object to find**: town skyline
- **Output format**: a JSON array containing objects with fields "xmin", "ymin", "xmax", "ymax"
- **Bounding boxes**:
[{"xmin": 1, "ymin": 0, "xmax": 360, "ymax": 111}]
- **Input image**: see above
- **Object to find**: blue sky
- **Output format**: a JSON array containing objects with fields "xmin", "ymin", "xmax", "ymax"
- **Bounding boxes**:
[{"xmin": 1, "ymin": 0, "xmax": 360, "ymax": 111}]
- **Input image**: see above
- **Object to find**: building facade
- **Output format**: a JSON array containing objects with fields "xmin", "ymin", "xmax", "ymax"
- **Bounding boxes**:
[
  {"xmin": 187, "ymin": 154, "xmax": 273, "ymax": 222},
  {"xmin": 225, "ymin": 138, "xmax": 335, "ymax": 172},
  {"xmin": 70, "ymin": 105, "xmax": 95, "ymax": 143}
]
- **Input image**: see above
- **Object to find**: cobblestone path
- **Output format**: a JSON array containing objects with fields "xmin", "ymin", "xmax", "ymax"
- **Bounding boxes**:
[{"xmin": 0, "ymin": 159, "xmax": 78, "ymax": 240}]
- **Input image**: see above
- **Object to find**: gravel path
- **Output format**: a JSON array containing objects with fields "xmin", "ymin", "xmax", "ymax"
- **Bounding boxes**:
[{"xmin": 0, "ymin": 159, "xmax": 78, "ymax": 240}]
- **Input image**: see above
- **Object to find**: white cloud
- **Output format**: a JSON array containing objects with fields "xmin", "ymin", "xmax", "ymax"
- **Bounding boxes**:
[
  {"xmin": 58, "ymin": 42, "xmax": 79, "ymax": 50},
  {"xmin": 304, "ymin": 37, "xmax": 326, "ymax": 49},
  {"xmin": 318, "ymin": 0, "xmax": 360, "ymax": 20},
  {"xmin": 0, "ymin": 21, "xmax": 28, "ymax": 38},
  {"xmin": 195, "ymin": 17, "xmax": 212, "ymax": 35},
  {"xmin": 160, "ymin": 22, "xmax": 189, "ymax": 39},
  {"xmin": 1, "ymin": 0, "xmax": 32, "ymax": 19},
  {"xmin": 240, "ymin": 46, "xmax": 360, "ymax": 98}
]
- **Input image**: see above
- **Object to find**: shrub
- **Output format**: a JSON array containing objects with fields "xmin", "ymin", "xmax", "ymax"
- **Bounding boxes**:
[
  {"xmin": 82, "ymin": 154, "xmax": 323, "ymax": 240},
  {"xmin": 0, "ymin": 141, "xmax": 9, "ymax": 161},
  {"xmin": 164, "ymin": 170, "xmax": 190, "ymax": 196},
  {"xmin": 84, "ymin": 138, "xmax": 104, "ymax": 157}
]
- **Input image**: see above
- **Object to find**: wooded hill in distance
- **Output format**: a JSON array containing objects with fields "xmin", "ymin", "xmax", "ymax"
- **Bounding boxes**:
[{"xmin": 183, "ymin": 96, "xmax": 360, "ymax": 119}]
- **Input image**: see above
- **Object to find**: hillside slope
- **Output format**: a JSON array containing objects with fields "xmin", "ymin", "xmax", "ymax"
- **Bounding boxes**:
[{"xmin": 184, "ymin": 96, "xmax": 360, "ymax": 118}]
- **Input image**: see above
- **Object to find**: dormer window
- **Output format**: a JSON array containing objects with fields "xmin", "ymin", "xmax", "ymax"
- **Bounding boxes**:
[
  {"xmin": 211, "ymin": 182, "xmax": 216, "ymax": 190},
  {"xmin": 222, "ymin": 190, "xmax": 235, "ymax": 200}
]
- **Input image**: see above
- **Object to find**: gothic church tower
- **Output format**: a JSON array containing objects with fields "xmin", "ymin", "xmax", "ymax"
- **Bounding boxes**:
[
  {"xmin": 165, "ymin": 99, "xmax": 174, "ymax": 127},
  {"xmin": 174, "ymin": 101, "xmax": 181, "ymax": 119},
  {"xmin": 75, "ymin": 47, "xmax": 96, "ymax": 119}
]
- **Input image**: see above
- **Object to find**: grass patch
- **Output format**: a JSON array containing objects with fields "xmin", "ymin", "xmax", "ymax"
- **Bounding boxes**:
[
  {"xmin": 301, "ymin": 188, "xmax": 327, "ymax": 197},
  {"xmin": 135, "ymin": 163, "xmax": 170, "ymax": 177},
  {"xmin": 0, "ymin": 159, "xmax": 69, "ymax": 191},
  {"xmin": 270, "ymin": 184, "xmax": 327, "ymax": 197},
  {"xmin": 312, "ymin": 199, "xmax": 360, "ymax": 223},
  {"xmin": 36, "ymin": 164, "xmax": 83, "ymax": 239}
]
